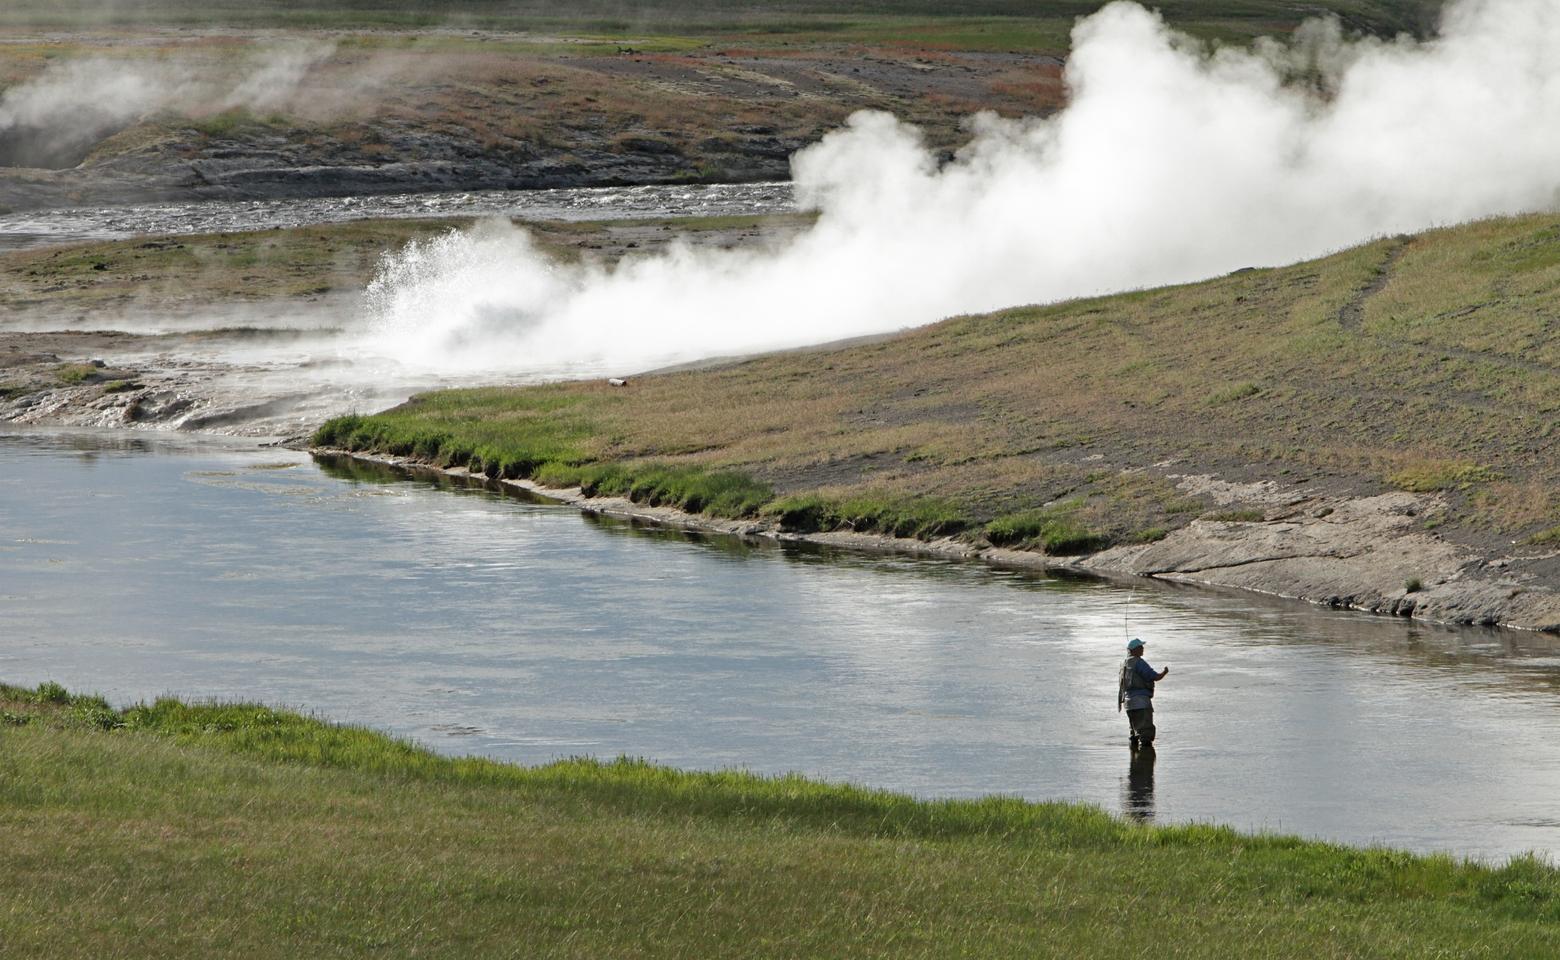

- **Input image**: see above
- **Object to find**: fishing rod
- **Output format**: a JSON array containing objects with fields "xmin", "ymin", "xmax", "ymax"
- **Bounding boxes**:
[{"xmin": 1124, "ymin": 586, "xmax": 1135, "ymax": 641}]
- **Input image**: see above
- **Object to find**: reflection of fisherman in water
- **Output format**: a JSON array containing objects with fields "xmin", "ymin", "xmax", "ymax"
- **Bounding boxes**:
[
  {"xmin": 1117, "ymin": 637, "xmax": 1169, "ymax": 751},
  {"xmin": 1124, "ymin": 744, "xmax": 1156, "ymax": 822}
]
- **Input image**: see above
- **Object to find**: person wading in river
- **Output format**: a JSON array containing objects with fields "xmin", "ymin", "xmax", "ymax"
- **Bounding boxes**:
[{"xmin": 1118, "ymin": 637, "xmax": 1168, "ymax": 752}]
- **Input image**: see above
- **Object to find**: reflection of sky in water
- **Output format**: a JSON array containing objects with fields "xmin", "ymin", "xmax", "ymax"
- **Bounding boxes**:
[{"xmin": 3, "ymin": 426, "xmax": 1560, "ymax": 862}]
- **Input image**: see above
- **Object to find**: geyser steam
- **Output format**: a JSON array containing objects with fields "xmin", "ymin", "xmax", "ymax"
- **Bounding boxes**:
[
  {"xmin": 0, "ymin": 41, "xmax": 336, "ymax": 170},
  {"xmin": 365, "ymin": 0, "xmax": 1560, "ymax": 375}
]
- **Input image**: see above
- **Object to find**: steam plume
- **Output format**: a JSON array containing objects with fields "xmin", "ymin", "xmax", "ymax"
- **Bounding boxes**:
[
  {"xmin": 365, "ymin": 0, "xmax": 1560, "ymax": 375},
  {"xmin": 0, "ymin": 40, "xmax": 336, "ymax": 169}
]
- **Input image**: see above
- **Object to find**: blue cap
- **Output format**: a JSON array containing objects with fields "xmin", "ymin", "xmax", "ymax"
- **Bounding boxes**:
[{"xmin": 1127, "ymin": 638, "xmax": 1144, "ymax": 651}]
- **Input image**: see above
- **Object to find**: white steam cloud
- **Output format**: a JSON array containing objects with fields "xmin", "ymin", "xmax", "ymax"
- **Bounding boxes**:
[
  {"xmin": 0, "ymin": 40, "xmax": 336, "ymax": 168},
  {"xmin": 367, "ymin": 0, "xmax": 1560, "ymax": 375}
]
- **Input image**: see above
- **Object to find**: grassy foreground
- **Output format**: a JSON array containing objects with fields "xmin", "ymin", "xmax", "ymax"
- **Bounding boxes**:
[
  {"xmin": 1, "ymin": 680, "xmax": 1557, "ymax": 958},
  {"xmin": 315, "ymin": 212, "xmax": 1560, "ymax": 556}
]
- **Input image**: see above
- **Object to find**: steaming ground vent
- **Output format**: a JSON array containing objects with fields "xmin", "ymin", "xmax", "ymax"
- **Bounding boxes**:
[{"xmin": 0, "ymin": 122, "xmax": 114, "ymax": 170}]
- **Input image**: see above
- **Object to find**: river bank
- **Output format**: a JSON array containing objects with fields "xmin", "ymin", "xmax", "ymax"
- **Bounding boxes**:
[
  {"xmin": 308, "ymin": 212, "xmax": 1560, "ymax": 636},
  {"xmin": 321, "ymin": 447, "xmax": 1560, "ymax": 634},
  {"xmin": 8, "ymin": 207, "xmax": 1557, "ymax": 632}
]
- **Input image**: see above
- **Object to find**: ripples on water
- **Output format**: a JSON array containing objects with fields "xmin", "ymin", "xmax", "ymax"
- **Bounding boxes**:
[
  {"xmin": 3, "ymin": 427, "xmax": 1560, "ymax": 861},
  {"xmin": 0, "ymin": 182, "xmax": 795, "ymax": 252}
]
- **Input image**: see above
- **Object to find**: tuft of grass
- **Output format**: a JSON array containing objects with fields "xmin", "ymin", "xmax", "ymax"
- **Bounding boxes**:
[
  {"xmin": 1405, "ymin": 577, "xmax": 1424, "ymax": 593},
  {"xmin": 570, "ymin": 462, "xmax": 775, "ymax": 518},
  {"xmin": 1207, "ymin": 508, "xmax": 1266, "ymax": 522},
  {"xmin": 762, "ymin": 492, "xmax": 968, "ymax": 539},
  {"xmin": 186, "ymin": 107, "xmax": 275, "ymax": 138},
  {"xmin": 1526, "ymin": 525, "xmax": 1560, "ymax": 547},
  {"xmin": 984, "ymin": 501, "xmax": 1107, "ymax": 554},
  {"xmin": 1390, "ymin": 461, "xmax": 1499, "ymax": 493},
  {"xmin": 54, "ymin": 363, "xmax": 100, "ymax": 384},
  {"xmin": 317, "ymin": 410, "xmax": 772, "ymax": 520},
  {"xmin": 33, "ymin": 680, "xmax": 70, "ymax": 704},
  {"xmin": 1206, "ymin": 381, "xmax": 1261, "ymax": 405}
]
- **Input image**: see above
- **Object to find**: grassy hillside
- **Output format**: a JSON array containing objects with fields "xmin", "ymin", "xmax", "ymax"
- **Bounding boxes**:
[
  {"xmin": 3, "ymin": 680, "xmax": 1557, "ymax": 958},
  {"xmin": 316, "ymin": 213, "xmax": 1560, "ymax": 558}
]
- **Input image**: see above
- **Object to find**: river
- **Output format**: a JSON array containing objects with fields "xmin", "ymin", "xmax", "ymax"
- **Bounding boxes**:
[
  {"xmin": 0, "ymin": 182, "xmax": 795, "ymax": 252},
  {"xmin": 4, "ymin": 426, "xmax": 1558, "ymax": 862}
]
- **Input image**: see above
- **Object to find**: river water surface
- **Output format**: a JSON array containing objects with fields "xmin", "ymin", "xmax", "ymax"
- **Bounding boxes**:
[
  {"xmin": 0, "ymin": 182, "xmax": 794, "ymax": 252},
  {"xmin": 4, "ymin": 427, "xmax": 1559, "ymax": 862}
]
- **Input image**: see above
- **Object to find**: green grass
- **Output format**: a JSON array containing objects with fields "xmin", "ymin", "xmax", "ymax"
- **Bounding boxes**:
[
  {"xmin": 1206, "ymin": 380, "xmax": 1262, "ymax": 406},
  {"xmin": 984, "ymin": 502, "xmax": 1105, "ymax": 554},
  {"xmin": 762, "ymin": 491, "xmax": 968, "ymax": 538},
  {"xmin": 182, "ymin": 106, "xmax": 286, "ymax": 138},
  {"xmin": 1526, "ymin": 526, "xmax": 1560, "ymax": 547},
  {"xmin": 53, "ymin": 362, "xmax": 99, "ymax": 384},
  {"xmin": 315, "ymin": 405, "xmax": 775, "ymax": 520},
  {"xmin": 1389, "ymin": 461, "xmax": 1498, "ymax": 493},
  {"xmin": 1, "ymin": 678, "xmax": 1558, "ymax": 958},
  {"xmin": 538, "ymin": 460, "xmax": 775, "ymax": 517}
]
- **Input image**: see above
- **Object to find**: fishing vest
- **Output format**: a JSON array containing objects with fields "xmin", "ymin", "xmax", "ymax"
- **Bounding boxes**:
[{"xmin": 1119, "ymin": 655, "xmax": 1154, "ymax": 708}]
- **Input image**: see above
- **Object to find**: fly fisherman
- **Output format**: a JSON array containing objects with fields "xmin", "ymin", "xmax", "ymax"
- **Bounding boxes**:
[{"xmin": 1118, "ymin": 637, "xmax": 1168, "ymax": 751}]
